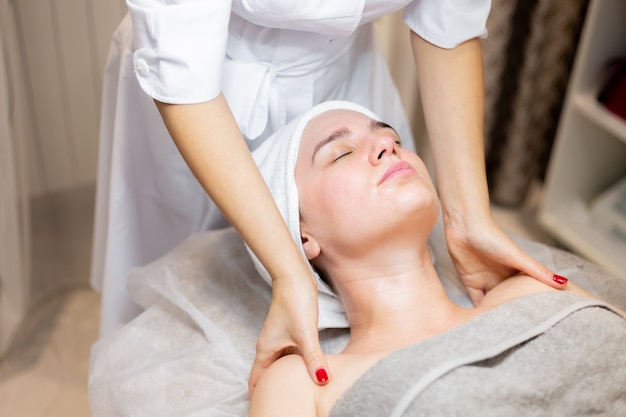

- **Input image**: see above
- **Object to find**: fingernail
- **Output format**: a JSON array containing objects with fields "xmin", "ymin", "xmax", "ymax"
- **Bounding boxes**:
[
  {"xmin": 315, "ymin": 368, "xmax": 328, "ymax": 383},
  {"xmin": 553, "ymin": 274, "xmax": 568, "ymax": 285}
]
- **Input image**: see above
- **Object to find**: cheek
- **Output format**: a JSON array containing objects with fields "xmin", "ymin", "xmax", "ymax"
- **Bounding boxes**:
[
  {"xmin": 402, "ymin": 151, "xmax": 431, "ymax": 178},
  {"xmin": 300, "ymin": 174, "xmax": 366, "ymax": 232}
]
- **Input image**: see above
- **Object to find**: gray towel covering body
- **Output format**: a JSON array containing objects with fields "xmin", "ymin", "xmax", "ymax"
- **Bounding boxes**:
[{"xmin": 329, "ymin": 292, "xmax": 626, "ymax": 417}]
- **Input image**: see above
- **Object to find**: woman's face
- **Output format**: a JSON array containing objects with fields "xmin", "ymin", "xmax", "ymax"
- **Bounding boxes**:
[{"xmin": 295, "ymin": 109, "xmax": 439, "ymax": 262}]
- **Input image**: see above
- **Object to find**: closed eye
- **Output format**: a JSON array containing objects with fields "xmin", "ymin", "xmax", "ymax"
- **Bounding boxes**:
[{"xmin": 332, "ymin": 151, "xmax": 352, "ymax": 163}]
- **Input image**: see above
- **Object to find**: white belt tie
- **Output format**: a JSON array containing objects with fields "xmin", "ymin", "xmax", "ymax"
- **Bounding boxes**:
[{"xmin": 221, "ymin": 28, "xmax": 357, "ymax": 140}]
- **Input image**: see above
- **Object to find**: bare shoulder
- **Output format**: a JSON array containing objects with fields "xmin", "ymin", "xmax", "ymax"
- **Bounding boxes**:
[
  {"xmin": 479, "ymin": 274, "xmax": 618, "ymax": 312},
  {"xmin": 249, "ymin": 354, "xmax": 317, "ymax": 417}
]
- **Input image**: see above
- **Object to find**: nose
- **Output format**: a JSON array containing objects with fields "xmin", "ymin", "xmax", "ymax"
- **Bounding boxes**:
[{"xmin": 369, "ymin": 134, "xmax": 398, "ymax": 165}]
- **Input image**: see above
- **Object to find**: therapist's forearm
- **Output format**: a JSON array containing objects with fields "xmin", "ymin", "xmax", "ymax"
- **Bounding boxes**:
[
  {"xmin": 411, "ymin": 34, "xmax": 490, "ymax": 225},
  {"xmin": 154, "ymin": 94, "xmax": 314, "ymax": 285}
]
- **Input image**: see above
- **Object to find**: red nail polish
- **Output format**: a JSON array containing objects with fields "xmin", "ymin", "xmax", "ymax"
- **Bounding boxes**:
[
  {"xmin": 553, "ymin": 274, "xmax": 568, "ymax": 285},
  {"xmin": 315, "ymin": 368, "xmax": 328, "ymax": 383}
]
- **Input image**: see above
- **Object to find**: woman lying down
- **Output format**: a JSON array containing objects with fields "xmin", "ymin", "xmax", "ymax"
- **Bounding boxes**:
[{"xmin": 247, "ymin": 101, "xmax": 626, "ymax": 417}]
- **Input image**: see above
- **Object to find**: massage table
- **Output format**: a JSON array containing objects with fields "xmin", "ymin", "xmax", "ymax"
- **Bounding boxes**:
[{"xmin": 88, "ymin": 221, "xmax": 626, "ymax": 416}]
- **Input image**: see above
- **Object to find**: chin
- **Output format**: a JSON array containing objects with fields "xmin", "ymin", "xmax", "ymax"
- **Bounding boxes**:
[{"xmin": 399, "ymin": 188, "xmax": 439, "ymax": 215}]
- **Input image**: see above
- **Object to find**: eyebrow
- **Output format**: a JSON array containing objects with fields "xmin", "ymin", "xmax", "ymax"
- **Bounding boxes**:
[{"xmin": 310, "ymin": 119, "xmax": 399, "ymax": 164}]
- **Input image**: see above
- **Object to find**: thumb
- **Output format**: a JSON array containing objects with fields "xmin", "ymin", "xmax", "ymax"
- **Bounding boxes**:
[{"xmin": 300, "ymin": 336, "xmax": 330, "ymax": 386}]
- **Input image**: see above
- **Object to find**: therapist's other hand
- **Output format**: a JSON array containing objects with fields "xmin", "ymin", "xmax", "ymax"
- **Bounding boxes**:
[
  {"xmin": 248, "ymin": 273, "xmax": 329, "ymax": 398},
  {"xmin": 444, "ymin": 213, "xmax": 566, "ymax": 305}
]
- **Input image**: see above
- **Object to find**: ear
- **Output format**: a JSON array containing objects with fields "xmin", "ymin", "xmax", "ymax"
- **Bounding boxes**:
[{"xmin": 300, "ymin": 230, "xmax": 321, "ymax": 261}]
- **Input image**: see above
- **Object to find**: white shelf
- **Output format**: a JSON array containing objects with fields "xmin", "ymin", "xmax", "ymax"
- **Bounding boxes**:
[
  {"xmin": 538, "ymin": 200, "xmax": 626, "ymax": 281},
  {"xmin": 572, "ymin": 92, "xmax": 626, "ymax": 144},
  {"xmin": 538, "ymin": 0, "xmax": 626, "ymax": 280}
]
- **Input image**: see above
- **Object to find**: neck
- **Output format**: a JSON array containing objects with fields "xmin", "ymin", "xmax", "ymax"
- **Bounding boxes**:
[{"xmin": 329, "ymin": 246, "xmax": 472, "ymax": 354}]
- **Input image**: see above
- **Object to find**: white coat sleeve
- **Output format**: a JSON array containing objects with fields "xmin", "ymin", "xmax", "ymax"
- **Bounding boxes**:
[
  {"xmin": 403, "ymin": 0, "xmax": 491, "ymax": 49},
  {"xmin": 126, "ymin": 0, "xmax": 232, "ymax": 104}
]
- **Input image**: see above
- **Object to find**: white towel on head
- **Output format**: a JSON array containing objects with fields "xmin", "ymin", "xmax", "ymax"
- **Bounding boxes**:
[{"xmin": 247, "ymin": 100, "xmax": 380, "ymax": 330}]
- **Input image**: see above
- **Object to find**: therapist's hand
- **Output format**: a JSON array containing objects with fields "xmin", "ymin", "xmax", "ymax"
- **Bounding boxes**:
[
  {"xmin": 248, "ymin": 272, "xmax": 329, "ymax": 398},
  {"xmin": 409, "ymin": 33, "xmax": 567, "ymax": 303},
  {"xmin": 444, "ymin": 213, "xmax": 567, "ymax": 305}
]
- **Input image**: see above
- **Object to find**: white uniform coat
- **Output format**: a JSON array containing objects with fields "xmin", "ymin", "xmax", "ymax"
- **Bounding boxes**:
[{"xmin": 93, "ymin": 0, "xmax": 490, "ymax": 336}]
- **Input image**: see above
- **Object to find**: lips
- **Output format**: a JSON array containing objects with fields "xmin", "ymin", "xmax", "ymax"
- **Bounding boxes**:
[{"xmin": 378, "ymin": 161, "xmax": 415, "ymax": 185}]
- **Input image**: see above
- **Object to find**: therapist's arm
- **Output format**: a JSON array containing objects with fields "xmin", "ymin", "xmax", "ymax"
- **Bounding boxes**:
[
  {"xmin": 154, "ymin": 94, "xmax": 330, "ymax": 394},
  {"xmin": 410, "ymin": 34, "xmax": 566, "ymax": 304}
]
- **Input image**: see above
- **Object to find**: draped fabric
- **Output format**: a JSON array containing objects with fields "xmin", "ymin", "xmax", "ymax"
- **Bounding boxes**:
[
  {"xmin": 0, "ymin": 0, "xmax": 32, "ymax": 357},
  {"xmin": 483, "ymin": 0, "xmax": 589, "ymax": 206}
]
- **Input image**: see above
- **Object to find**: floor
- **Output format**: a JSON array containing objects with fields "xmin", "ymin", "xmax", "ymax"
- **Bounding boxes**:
[
  {"xmin": 0, "ymin": 186, "xmax": 99, "ymax": 417},
  {"xmin": 0, "ymin": 182, "xmax": 555, "ymax": 417}
]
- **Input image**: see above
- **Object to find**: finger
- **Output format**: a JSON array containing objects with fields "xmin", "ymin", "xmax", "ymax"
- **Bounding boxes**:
[
  {"xmin": 298, "ymin": 334, "xmax": 330, "ymax": 386},
  {"xmin": 248, "ymin": 350, "xmax": 278, "ymax": 398},
  {"xmin": 512, "ymin": 250, "xmax": 568, "ymax": 289},
  {"xmin": 248, "ymin": 334, "xmax": 289, "ymax": 398},
  {"xmin": 466, "ymin": 286, "xmax": 486, "ymax": 306},
  {"xmin": 248, "ymin": 359, "xmax": 264, "ymax": 399}
]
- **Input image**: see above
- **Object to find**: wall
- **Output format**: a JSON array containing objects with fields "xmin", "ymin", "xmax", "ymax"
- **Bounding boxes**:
[{"xmin": 12, "ymin": 0, "xmax": 126, "ymax": 197}]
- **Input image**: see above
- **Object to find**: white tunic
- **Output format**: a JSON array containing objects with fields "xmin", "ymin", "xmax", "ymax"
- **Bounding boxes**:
[{"xmin": 92, "ymin": 0, "xmax": 490, "ymax": 336}]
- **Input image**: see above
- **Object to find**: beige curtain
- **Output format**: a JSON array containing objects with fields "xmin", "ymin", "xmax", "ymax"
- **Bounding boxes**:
[
  {"xmin": 0, "ymin": 0, "xmax": 33, "ymax": 357},
  {"xmin": 483, "ymin": 0, "xmax": 589, "ymax": 206}
]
